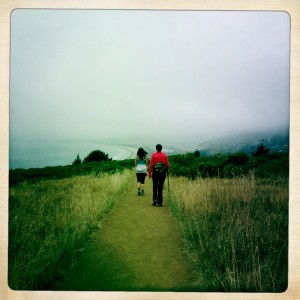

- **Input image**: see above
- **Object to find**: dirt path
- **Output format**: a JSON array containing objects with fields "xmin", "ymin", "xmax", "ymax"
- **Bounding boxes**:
[{"xmin": 54, "ymin": 177, "xmax": 200, "ymax": 291}]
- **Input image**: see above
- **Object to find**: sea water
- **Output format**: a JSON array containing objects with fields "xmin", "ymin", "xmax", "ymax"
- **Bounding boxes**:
[{"xmin": 9, "ymin": 140, "xmax": 136, "ymax": 170}]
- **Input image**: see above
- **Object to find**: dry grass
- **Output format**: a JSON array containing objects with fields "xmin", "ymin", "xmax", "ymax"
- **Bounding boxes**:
[
  {"xmin": 8, "ymin": 169, "xmax": 288, "ymax": 292},
  {"xmin": 8, "ymin": 170, "xmax": 132, "ymax": 290},
  {"xmin": 168, "ymin": 174, "xmax": 288, "ymax": 292}
]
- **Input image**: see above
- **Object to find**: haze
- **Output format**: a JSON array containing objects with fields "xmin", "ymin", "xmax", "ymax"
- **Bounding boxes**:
[{"xmin": 10, "ymin": 10, "xmax": 290, "ymax": 145}]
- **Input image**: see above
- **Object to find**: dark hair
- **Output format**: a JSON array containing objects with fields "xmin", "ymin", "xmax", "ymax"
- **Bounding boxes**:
[
  {"xmin": 137, "ymin": 148, "xmax": 148, "ymax": 159},
  {"xmin": 156, "ymin": 144, "xmax": 162, "ymax": 152}
]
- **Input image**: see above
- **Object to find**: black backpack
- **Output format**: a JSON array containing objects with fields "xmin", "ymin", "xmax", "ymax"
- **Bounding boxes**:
[{"xmin": 154, "ymin": 162, "xmax": 168, "ymax": 174}]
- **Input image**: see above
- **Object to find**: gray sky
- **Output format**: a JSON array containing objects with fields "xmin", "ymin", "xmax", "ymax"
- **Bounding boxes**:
[{"xmin": 10, "ymin": 10, "xmax": 290, "ymax": 144}]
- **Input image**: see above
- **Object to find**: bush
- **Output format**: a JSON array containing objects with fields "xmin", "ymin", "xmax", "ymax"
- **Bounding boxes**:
[
  {"xmin": 83, "ymin": 150, "xmax": 111, "ymax": 163},
  {"xmin": 252, "ymin": 142, "xmax": 270, "ymax": 157},
  {"xmin": 168, "ymin": 151, "xmax": 288, "ymax": 180},
  {"xmin": 251, "ymin": 152, "xmax": 289, "ymax": 178},
  {"xmin": 227, "ymin": 152, "xmax": 249, "ymax": 166},
  {"xmin": 72, "ymin": 154, "xmax": 82, "ymax": 165}
]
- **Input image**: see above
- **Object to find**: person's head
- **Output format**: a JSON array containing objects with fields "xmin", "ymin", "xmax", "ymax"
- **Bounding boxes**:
[
  {"xmin": 137, "ymin": 148, "xmax": 148, "ymax": 159},
  {"xmin": 156, "ymin": 144, "xmax": 162, "ymax": 152}
]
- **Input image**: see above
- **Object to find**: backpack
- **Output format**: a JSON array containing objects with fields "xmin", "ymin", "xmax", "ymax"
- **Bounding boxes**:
[{"xmin": 154, "ymin": 162, "xmax": 168, "ymax": 174}]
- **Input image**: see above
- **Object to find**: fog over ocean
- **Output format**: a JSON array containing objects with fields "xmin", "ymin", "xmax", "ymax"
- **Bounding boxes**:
[
  {"xmin": 9, "ymin": 138, "xmax": 196, "ymax": 170},
  {"xmin": 10, "ymin": 11, "xmax": 290, "ymax": 165},
  {"xmin": 9, "ymin": 140, "xmax": 138, "ymax": 169}
]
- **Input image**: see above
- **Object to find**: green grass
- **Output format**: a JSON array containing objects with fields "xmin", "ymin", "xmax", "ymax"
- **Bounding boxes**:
[
  {"xmin": 9, "ymin": 159, "xmax": 134, "ymax": 186},
  {"xmin": 168, "ymin": 174, "xmax": 288, "ymax": 292},
  {"xmin": 54, "ymin": 178, "xmax": 200, "ymax": 291},
  {"xmin": 8, "ymin": 151, "xmax": 289, "ymax": 291},
  {"xmin": 8, "ymin": 170, "xmax": 132, "ymax": 290}
]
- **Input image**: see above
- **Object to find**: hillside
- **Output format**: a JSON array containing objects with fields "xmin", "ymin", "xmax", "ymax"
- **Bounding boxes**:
[{"xmin": 196, "ymin": 129, "xmax": 289, "ymax": 155}]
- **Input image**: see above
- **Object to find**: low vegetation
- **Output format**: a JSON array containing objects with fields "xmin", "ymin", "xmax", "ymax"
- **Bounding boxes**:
[
  {"xmin": 81, "ymin": 149, "xmax": 111, "ymax": 163},
  {"xmin": 168, "ymin": 174, "xmax": 288, "ymax": 292},
  {"xmin": 168, "ymin": 150, "xmax": 288, "ymax": 179},
  {"xmin": 8, "ymin": 170, "xmax": 132, "ymax": 290},
  {"xmin": 9, "ymin": 148, "xmax": 288, "ymax": 187},
  {"xmin": 9, "ymin": 158, "xmax": 134, "ymax": 186},
  {"xmin": 8, "ymin": 145, "xmax": 289, "ymax": 292},
  {"xmin": 166, "ymin": 147, "xmax": 288, "ymax": 292}
]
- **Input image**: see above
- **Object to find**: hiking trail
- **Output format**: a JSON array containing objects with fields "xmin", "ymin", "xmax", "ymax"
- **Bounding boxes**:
[{"xmin": 54, "ymin": 177, "xmax": 201, "ymax": 291}]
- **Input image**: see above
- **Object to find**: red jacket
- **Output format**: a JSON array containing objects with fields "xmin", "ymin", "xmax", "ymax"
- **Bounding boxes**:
[{"xmin": 148, "ymin": 151, "xmax": 170, "ymax": 178}]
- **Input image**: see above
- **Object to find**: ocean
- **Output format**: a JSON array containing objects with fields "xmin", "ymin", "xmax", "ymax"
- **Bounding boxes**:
[{"xmin": 9, "ymin": 140, "xmax": 137, "ymax": 170}]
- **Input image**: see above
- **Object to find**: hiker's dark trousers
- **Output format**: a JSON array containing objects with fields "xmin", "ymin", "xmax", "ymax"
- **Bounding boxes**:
[{"xmin": 152, "ymin": 172, "xmax": 166, "ymax": 205}]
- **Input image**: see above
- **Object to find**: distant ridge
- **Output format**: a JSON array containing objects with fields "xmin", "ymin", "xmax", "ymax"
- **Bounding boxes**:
[{"xmin": 197, "ymin": 129, "xmax": 289, "ymax": 155}]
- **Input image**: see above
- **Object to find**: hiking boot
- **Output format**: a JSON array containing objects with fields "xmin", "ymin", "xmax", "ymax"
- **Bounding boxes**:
[
  {"xmin": 152, "ymin": 201, "xmax": 157, "ymax": 206},
  {"xmin": 141, "ymin": 191, "xmax": 144, "ymax": 196},
  {"xmin": 138, "ymin": 190, "xmax": 141, "ymax": 196}
]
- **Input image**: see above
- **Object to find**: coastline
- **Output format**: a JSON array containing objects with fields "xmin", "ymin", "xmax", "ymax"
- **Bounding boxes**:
[
  {"xmin": 9, "ymin": 142, "xmax": 141, "ymax": 170},
  {"xmin": 9, "ymin": 141, "xmax": 190, "ymax": 170}
]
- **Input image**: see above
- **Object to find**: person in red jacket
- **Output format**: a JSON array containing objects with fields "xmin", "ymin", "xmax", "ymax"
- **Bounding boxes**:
[{"xmin": 148, "ymin": 144, "xmax": 170, "ymax": 207}]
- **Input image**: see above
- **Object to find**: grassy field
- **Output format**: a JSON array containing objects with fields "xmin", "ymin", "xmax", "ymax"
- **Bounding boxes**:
[
  {"xmin": 8, "ymin": 151, "xmax": 289, "ymax": 292},
  {"xmin": 8, "ymin": 170, "xmax": 132, "ymax": 290},
  {"xmin": 168, "ymin": 173, "xmax": 288, "ymax": 292},
  {"xmin": 53, "ymin": 177, "xmax": 201, "ymax": 291}
]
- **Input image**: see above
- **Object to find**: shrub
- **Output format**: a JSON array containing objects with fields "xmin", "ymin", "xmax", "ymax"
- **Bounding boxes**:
[
  {"xmin": 252, "ymin": 142, "xmax": 270, "ymax": 157},
  {"xmin": 83, "ymin": 150, "xmax": 111, "ymax": 163},
  {"xmin": 72, "ymin": 154, "xmax": 82, "ymax": 165},
  {"xmin": 227, "ymin": 152, "xmax": 249, "ymax": 166},
  {"xmin": 168, "ymin": 151, "xmax": 288, "ymax": 180}
]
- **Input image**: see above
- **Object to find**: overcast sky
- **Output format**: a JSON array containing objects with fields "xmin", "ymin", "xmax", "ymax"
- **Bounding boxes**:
[{"xmin": 10, "ymin": 9, "xmax": 290, "ymax": 144}]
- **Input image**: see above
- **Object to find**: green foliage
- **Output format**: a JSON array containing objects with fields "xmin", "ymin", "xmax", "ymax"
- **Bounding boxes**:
[
  {"xmin": 8, "ymin": 145, "xmax": 289, "ymax": 291},
  {"xmin": 8, "ymin": 171, "xmax": 133, "ymax": 290},
  {"xmin": 9, "ymin": 148, "xmax": 289, "ymax": 187},
  {"xmin": 168, "ymin": 153, "xmax": 201, "ymax": 180},
  {"xmin": 228, "ymin": 152, "xmax": 249, "ymax": 165},
  {"xmin": 168, "ymin": 151, "xmax": 288, "ymax": 180},
  {"xmin": 72, "ymin": 154, "xmax": 82, "ymax": 165},
  {"xmin": 252, "ymin": 152, "xmax": 289, "ymax": 178},
  {"xmin": 9, "ymin": 159, "xmax": 134, "ymax": 187},
  {"xmin": 252, "ymin": 142, "xmax": 270, "ymax": 157},
  {"xmin": 83, "ymin": 149, "xmax": 111, "ymax": 163}
]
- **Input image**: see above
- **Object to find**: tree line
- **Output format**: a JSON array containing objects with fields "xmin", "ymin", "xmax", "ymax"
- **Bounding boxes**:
[
  {"xmin": 169, "ymin": 142, "xmax": 288, "ymax": 179},
  {"xmin": 9, "ymin": 143, "xmax": 288, "ymax": 187}
]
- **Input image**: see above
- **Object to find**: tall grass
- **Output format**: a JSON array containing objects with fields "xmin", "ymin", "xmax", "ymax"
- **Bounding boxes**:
[
  {"xmin": 8, "ymin": 170, "xmax": 133, "ymax": 290},
  {"xmin": 168, "ymin": 173, "xmax": 288, "ymax": 292}
]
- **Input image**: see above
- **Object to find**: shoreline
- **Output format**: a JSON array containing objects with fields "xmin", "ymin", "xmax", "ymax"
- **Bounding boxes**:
[
  {"xmin": 9, "ymin": 142, "xmax": 140, "ymax": 170},
  {"xmin": 9, "ymin": 141, "xmax": 190, "ymax": 170}
]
